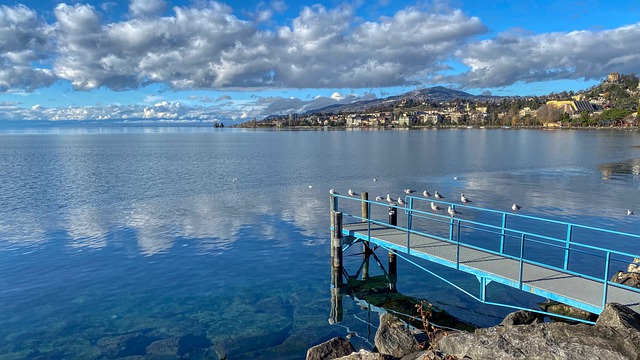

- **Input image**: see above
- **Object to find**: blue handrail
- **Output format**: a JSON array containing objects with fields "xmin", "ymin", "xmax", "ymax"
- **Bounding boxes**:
[{"xmin": 331, "ymin": 192, "xmax": 640, "ymax": 312}]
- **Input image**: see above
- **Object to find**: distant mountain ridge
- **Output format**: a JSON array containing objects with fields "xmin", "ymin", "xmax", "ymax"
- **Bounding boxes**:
[{"xmin": 303, "ymin": 86, "xmax": 502, "ymax": 115}]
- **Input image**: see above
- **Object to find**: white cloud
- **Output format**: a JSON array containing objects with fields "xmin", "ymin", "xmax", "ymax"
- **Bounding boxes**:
[
  {"xmin": 447, "ymin": 24, "xmax": 640, "ymax": 88},
  {"xmin": 129, "ymin": 0, "xmax": 165, "ymax": 18}
]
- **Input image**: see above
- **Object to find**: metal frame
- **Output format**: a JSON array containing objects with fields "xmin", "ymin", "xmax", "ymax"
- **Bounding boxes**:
[{"xmin": 331, "ymin": 193, "xmax": 640, "ymax": 318}]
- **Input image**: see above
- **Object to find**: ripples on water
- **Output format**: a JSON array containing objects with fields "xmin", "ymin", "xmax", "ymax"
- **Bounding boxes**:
[{"xmin": 0, "ymin": 127, "xmax": 640, "ymax": 359}]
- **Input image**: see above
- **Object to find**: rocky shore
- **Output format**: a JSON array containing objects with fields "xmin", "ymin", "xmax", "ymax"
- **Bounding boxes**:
[{"xmin": 306, "ymin": 303, "xmax": 640, "ymax": 360}]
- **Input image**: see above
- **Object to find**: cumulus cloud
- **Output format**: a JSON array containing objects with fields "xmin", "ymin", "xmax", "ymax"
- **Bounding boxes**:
[
  {"xmin": 0, "ymin": 5, "xmax": 56, "ymax": 91},
  {"xmin": 129, "ymin": 0, "xmax": 165, "ymax": 18},
  {"xmin": 446, "ymin": 24, "xmax": 640, "ymax": 88}
]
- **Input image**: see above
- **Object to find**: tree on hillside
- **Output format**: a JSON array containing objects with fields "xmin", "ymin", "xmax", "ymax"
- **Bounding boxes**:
[{"xmin": 536, "ymin": 105, "xmax": 561, "ymax": 124}]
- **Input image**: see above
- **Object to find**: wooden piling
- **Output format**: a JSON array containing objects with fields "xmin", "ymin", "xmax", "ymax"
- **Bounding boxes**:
[
  {"xmin": 331, "ymin": 211, "xmax": 343, "ymax": 288},
  {"xmin": 361, "ymin": 192, "xmax": 370, "ymax": 281},
  {"xmin": 388, "ymin": 204, "xmax": 398, "ymax": 291}
]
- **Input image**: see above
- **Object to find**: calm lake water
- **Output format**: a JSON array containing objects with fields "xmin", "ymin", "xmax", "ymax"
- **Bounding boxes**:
[{"xmin": 1, "ymin": 127, "xmax": 640, "ymax": 359}]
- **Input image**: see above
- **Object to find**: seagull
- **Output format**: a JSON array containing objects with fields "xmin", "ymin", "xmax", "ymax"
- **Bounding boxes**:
[
  {"xmin": 375, "ymin": 196, "xmax": 384, "ymax": 202},
  {"xmin": 373, "ymin": 178, "xmax": 377, "ymax": 182},
  {"xmin": 397, "ymin": 197, "xmax": 405, "ymax": 206},
  {"xmin": 329, "ymin": 188, "xmax": 337, "ymax": 195},
  {"xmin": 434, "ymin": 191, "xmax": 444, "ymax": 199},
  {"xmin": 430, "ymin": 202, "xmax": 441, "ymax": 212},
  {"xmin": 386, "ymin": 193, "xmax": 394, "ymax": 203},
  {"xmin": 460, "ymin": 193, "xmax": 471, "ymax": 203},
  {"xmin": 348, "ymin": 189, "xmax": 358, "ymax": 197},
  {"xmin": 628, "ymin": 209, "xmax": 635, "ymax": 216},
  {"xmin": 453, "ymin": 176, "xmax": 458, "ymax": 180},
  {"xmin": 308, "ymin": 185, "xmax": 313, "ymax": 189},
  {"xmin": 512, "ymin": 203, "xmax": 521, "ymax": 212},
  {"xmin": 448, "ymin": 205, "xmax": 462, "ymax": 217},
  {"xmin": 422, "ymin": 190, "xmax": 431, "ymax": 197},
  {"xmin": 404, "ymin": 189, "xmax": 415, "ymax": 195}
]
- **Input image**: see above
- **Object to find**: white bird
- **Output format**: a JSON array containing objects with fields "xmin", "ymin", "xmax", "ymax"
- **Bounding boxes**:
[
  {"xmin": 232, "ymin": 178, "xmax": 238, "ymax": 182},
  {"xmin": 375, "ymin": 196, "xmax": 384, "ymax": 202},
  {"xmin": 512, "ymin": 203, "xmax": 521, "ymax": 212},
  {"xmin": 460, "ymin": 193, "xmax": 470, "ymax": 203},
  {"xmin": 434, "ymin": 191, "xmax": 444, "ymax": 199},
  {"xmin": 386, "ymin": 193, "xmax": 394, "ymax": 203},
  {"xmin": 308, "ymin": 185, "xmax": 313, "ymax": 189},
  {"xmin": 404, "ymin": 189, "xmax": 415, "ymax": 195},
  {"xmin": 448, "ymin": 205, "xmax": 461, "ymax": 217},
  {"xmin": 329, "ymin": 188, "xmax": 337, "ymax": 195},
  {"xmin": 430, "ymin": 202, "xmax": 441, "ymax": 212},
  {"xmin": 348, "ymin": 189, "xmax": 358, "ymax": 197},
  {"xmin": 422, "ymin": 190, "xmax": 431, "ymax": 197},
  {"xmin": 373, "ymin": 178, "xmax": 377, "ymax": 182},
  {"xmin": 628, "ymin": 209, "xmax": 635, "ymax": 216},
  {"xmin": 453, "ymin": 176, "xmax": 458, "ymax": 180},
  {"xmin": 398, "ymin": 197, "xmax": 405, "ymax": 206}
]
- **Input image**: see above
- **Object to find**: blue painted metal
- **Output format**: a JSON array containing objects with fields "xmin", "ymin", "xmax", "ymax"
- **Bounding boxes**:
[{"xmin": 330, "ymin": 193, "xmax": 640, "ymax": 317}]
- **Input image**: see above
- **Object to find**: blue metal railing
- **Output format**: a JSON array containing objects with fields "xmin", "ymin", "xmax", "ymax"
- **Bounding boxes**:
[{"xmin": 331, "ymin": 193, "xmax": 640, "ymax": 313}]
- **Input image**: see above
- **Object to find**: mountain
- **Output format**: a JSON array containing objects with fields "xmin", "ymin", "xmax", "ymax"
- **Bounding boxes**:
[{"xmin": 303, "ymin": 86, "xmax": 503, "ymax": 115}]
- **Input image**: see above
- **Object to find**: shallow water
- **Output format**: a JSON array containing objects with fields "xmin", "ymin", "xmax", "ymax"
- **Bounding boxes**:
[{"xmin": 1, "ymin": 127, "xmax": 640, "ymax": 359}]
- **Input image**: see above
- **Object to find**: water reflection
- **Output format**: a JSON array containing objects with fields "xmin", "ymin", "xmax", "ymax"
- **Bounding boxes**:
[{"xmin": 600, "ymin": 158, "xmax": 640, "ymax": 179}]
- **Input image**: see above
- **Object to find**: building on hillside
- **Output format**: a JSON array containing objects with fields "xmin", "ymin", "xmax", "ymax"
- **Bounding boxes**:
[
  {"xmin": 607, "ymin": 72, "xmax": 621, "ymax": 84},
  {"xmin": 546, "ymin": 100, "xmax": 596, "ymax": 114}
]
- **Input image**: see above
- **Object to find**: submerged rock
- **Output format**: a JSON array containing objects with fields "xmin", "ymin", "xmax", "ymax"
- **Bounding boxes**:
[
  {"xmin": 538, "ymin": 300, "xmax": 597, "ymax": 322},
  {"xmin": 306, "ymin": 337, "xmax": 355, "ymax": 360},
  {"xmin": 374, "ymin": 313, "xmax": 421, "ymax": 358},
  {"xmin": 499, "ymin": 310, "xmax": 542, "ymax": 326}
]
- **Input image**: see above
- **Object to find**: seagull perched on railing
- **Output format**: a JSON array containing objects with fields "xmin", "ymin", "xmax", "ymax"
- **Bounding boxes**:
[
  {"xmin": 375, "ymin": 196, "xmax": 384, "ymax": 202},
  {"xmin": 404, "ymin": 189, "xmax": 415, "ymax": 195},
  {"xmin": 422, "ymin": 190, "xmax": 431, "ymax": 197},
  {"xmin": 386, "ymin": 193, "xmax": 394, "ymax": 203},
  {"xmin": 430, "ymin": 202, "xmax": 441, "ymax": 212},
  {"xmin": 512, "ymin": 203, "xmax": 521, "ymax": 212},
  {"xmin": 397, "ymin": 197, "xmax": 405, "ymax": 206},
  {"xmin": 434, "ymin": 191, "xmax": 444, "ymax": 199},
  {"xmin": 329, "ymin": 188, "xmax": 337, "ymax": 195},
  {"xmin": 348, "ymin": 189, "xmax": 358, "ymax": 197},
  {"xmin": 448, "ymin": 205, "xmax": 462, "ymax": 217},
  {"xmin": 460, "ymin": 193, "xmax": 471, "ymax": 203}
]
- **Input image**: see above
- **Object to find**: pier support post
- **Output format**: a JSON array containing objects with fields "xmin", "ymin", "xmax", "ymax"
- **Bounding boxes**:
[
  {"xmin": 330, "ymin": 211, "xmax": 344, "ymax": 324},
  {"xmin": 361, "ymin": 192, "xmax": 370, "ymax": 281},
  {"xmin": 388, "ymin": 205, "xmax": 398, "ymax": 291},
  {"xmin": 331, "ymin": 212, "xmax": 344, "ymax": 287}
]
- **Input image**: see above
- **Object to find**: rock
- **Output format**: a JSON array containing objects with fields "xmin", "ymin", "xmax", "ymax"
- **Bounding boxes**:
[
  {"xmin": 336, "ymin": 349, "xmax": 389, "ymax": 359},
  {"xmin": 97, "ymin": 332, "xmax": 154, "ymax": 358},
  {"xmin": 538, "ymin": 300, "xmax": 597, "ymax": 322},
  {"xmin": 595, "ymin": 302, "xmax": 640, "ymax": 332},
  {"xmin": 499, "ymin": 310, "xmax": 542, "ymax": 326},
  {"xmin": 374, "ymin": 313, "xmax": 421, "ymax": 358},
  {"xmin": 627, "ymin": 257, "xmax": 640, "ymax": 274},
  {"xmin": 306, "ymin": 337, "xmax": 356, "ymax": 360},
  {"xmin": 611, "ymin": 270, "xmax": 640, "ymax": 288},
  {"xmin": 436, "ymin": 319, "xmax": 640, "ymax": 359},
  {"xmin": 146, "ymin": 336, "xmax": 180, "ymax": 356}
]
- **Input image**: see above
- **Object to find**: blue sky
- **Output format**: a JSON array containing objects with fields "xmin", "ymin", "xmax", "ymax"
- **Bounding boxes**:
[{"xmin": 1, "ymin": 0, "xmax": 640, "ymax": 123}]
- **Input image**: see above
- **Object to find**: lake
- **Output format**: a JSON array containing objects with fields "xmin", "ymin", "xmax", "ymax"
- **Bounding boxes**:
[{"xmin": 1, "ymin": 127, "xmax": 639, "ymax": 359}]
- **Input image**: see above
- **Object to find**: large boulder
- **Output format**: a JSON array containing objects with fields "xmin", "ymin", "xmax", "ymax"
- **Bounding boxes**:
[
  {"xmin": 306, "ymin": 337, "xmax": 355, "ymax": 360},
  {"xmin": 596, "ymin": 302, "xmax": 640, "ymax": 332},
  {"xmin": 436, "ymin": 317, "xmax": 640, "ymax": 359},
  {"xmin": 374, "ymin": 314, "xmax": 421, "ymax": 358},
  {"xmin": 499, "ymin": 310, "xmax": 542, "ymax": 326}
]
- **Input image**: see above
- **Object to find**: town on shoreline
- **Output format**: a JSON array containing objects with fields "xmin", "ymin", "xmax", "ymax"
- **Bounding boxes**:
[{"xmin": 238, "ymin": 72, "xmax": 640, "ymax": 130}]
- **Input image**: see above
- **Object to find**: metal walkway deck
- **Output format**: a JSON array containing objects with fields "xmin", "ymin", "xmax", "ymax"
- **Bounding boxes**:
[{"xmin": 331, "ymin": 193, "xmax": 640, "ymax": 317}]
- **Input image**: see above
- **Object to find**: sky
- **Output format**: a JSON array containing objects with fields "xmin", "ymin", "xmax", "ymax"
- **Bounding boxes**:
[{"xmin": 1, "ymin": 0, "xmax": 640, "ymax": 123}]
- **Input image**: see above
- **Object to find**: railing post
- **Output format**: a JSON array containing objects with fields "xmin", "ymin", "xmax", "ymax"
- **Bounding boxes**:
[
  {"xmin": 387, "ymin": 204, "xmax": 397, "ymax": 291},
  {"xmin": 500, "ymin": 213, "xmax": 507, "ymax": 254},
  {"xmin": 564, "ymin": 224, "xmax": 572, "ymax": 270},
  {"xmin": 456, "ymin": 220, "xmax": 461, "ymax": 270},
  {"xmin": 519, "ymin": 233, "xmax": 525, "ymax": 290},
  {"xmin": 388, "ymin": 205, "xmax": 397, "ymax": 227},
  {"xmin": 330, "ymin": 194, "xmax": 338, "ymax": 234},
  {"xmin": 602, "ymin": 251, "xmax": 611, "ymax": 308},
  {"xmin": 361, "ymin": 192, "xmax": 370, "ymax": 281},
  {"xmin": 406, "ymin": 197, "xmax": 413, "ymax": 253}
]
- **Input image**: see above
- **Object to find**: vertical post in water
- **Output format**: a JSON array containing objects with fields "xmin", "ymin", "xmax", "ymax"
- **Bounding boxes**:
[
  {"xmin": 361, "ymin": 192, "xmax": 370, "ymax": 281},
  {"xmin": 332, "ymin": 211, "xmax": 343, "ymax": 287},
  {"xmin": 330, "ymin": 194, "xmax": 338, "ymax": 275},
  {"xmin": 388, "ymin": 206, "xmax": 397, "ymax": 291},
  {"xmin": 564, "ymin": 224, "xmax": 572, "ymax": 270}
]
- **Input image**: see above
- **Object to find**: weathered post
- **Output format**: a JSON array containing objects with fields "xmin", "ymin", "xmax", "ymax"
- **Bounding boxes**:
[
  {"xmin": 388, "ymin": 205, "xmax": 398, "ymax": 291},
  {"xmin": 332, "ymin": 211, "xmax": 343, "ymax": 287},
  {"xmin": 361, "ymin": 192, "xmax": 370, "ymax": 281}
]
